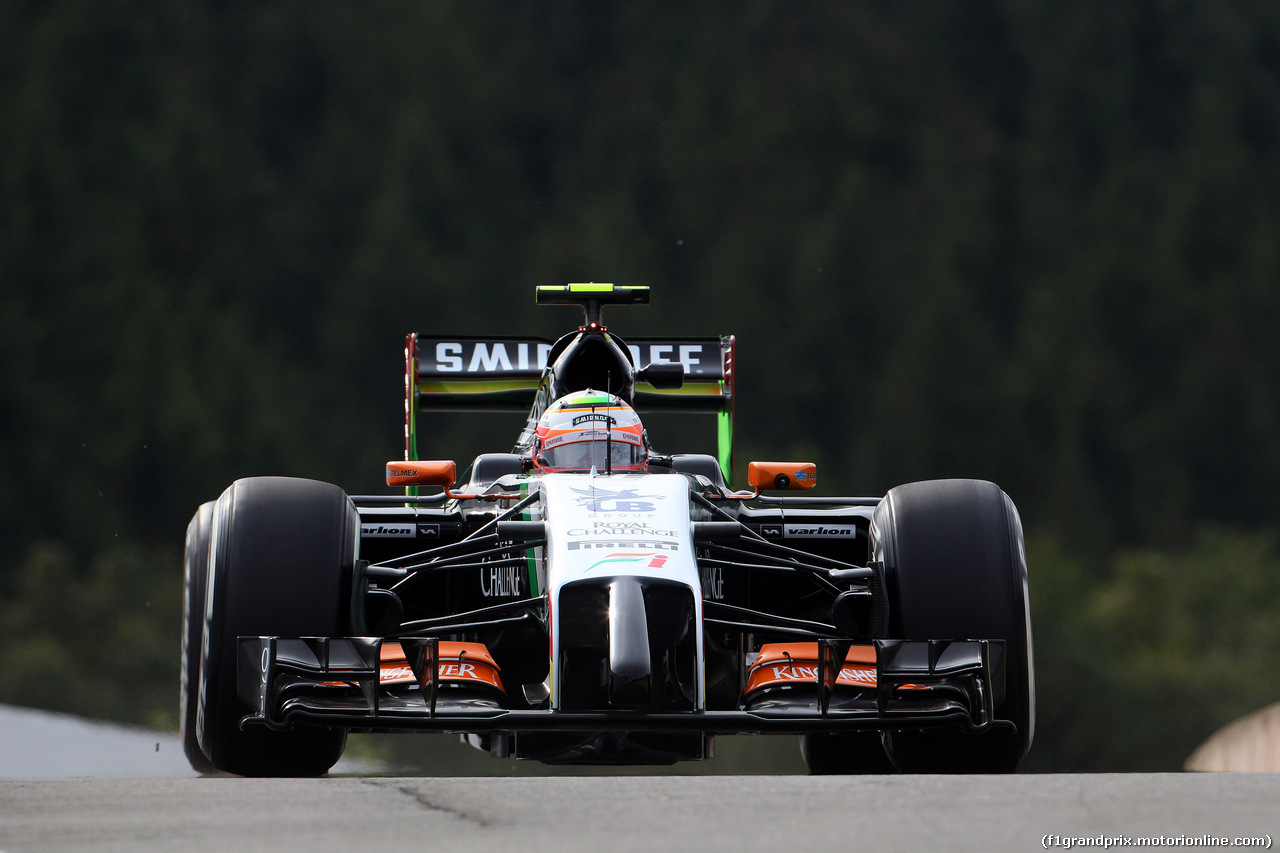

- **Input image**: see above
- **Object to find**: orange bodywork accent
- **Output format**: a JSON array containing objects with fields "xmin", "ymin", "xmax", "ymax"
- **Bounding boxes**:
[
  {"xmin": 747, "ymin": 461, "xmax": 817, "ymax": 491},
  {"xmin": 745, "ymin": 642, "xmax": 879, "ymax": 694},
  {"xmin": 380, "ymin": 641, "xmax": 505, "ymax": 693},
  {"xmin": 386, "ymin": 460, "xmax": 456, "ymax": 488},
  {"xmin": 319, "ymin": 641, "xmax": 505, "ymax": 693}
]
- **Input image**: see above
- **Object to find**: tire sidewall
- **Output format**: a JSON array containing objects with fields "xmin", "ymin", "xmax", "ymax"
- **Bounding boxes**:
[{"xmin": 180, "ymin": 501, "xmax": 215, "ymax": 773}]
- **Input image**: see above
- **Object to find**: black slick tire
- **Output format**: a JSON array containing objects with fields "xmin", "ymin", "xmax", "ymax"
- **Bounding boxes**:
[
  {"xmin": 871, "ymin": 479, "xmax": 1034, "ymax": 773},
  {"xmin": 197, "ymin": 477, "xmax": 358, "ymax": 776}
]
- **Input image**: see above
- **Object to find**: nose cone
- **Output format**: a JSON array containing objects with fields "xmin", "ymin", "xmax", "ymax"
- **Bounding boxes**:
[{"xmin": 607, "ymin": 577, "xmax": 652, "ymax": 707}]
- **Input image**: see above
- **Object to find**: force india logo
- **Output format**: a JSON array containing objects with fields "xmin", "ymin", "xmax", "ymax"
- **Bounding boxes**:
[{"xmin": 582, "ymin": 551, "xmax": 671, "ymax": 573}]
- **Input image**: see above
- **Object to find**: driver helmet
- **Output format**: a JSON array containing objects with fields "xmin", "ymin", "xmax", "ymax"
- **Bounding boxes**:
[{"xmin": 532, "ymin": 390, "xmax": 648, "ymax": 473}]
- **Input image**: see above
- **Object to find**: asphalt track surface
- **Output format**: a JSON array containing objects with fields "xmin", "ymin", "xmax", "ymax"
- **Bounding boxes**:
[
  {"xmin": 0, "ymin": 709, "xmax": 1275, "ymax": 852},
  {"xmin": 1, "ymin": 773, "xmax": 1278, "ymax": 853}
]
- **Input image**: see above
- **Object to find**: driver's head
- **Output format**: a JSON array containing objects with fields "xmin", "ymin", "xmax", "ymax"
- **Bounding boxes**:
[{"xmin": 532, "ymin": 390, "xmax": 648, "ymax": 473}]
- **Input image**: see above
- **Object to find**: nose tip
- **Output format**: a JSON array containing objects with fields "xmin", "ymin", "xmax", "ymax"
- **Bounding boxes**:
[{"xmin": 608, "ymin": 577, "xmax": 652, "ymax": 707}]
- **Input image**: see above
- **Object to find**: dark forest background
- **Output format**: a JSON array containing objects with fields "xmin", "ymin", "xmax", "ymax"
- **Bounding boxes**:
[{"xmin": 5, "ymin": 0, "xmax": 1280, "ymax": 772}]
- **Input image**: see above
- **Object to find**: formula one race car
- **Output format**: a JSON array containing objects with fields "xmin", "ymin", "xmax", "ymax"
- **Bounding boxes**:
[{"xmin": 180, "ymin": 284, "xmax": 1034, "ymax": 776}]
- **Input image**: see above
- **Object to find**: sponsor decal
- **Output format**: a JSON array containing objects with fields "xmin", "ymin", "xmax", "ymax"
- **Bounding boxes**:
[
  {"xmin": 416, "ymin": 338, "xmax": 724, "ymax": 378},
  {"xmin": 700, "ymin": 565, "xmax": 725, "ymax": 600},
  {"xmin": 362, "ymin": 523, "xmax": 416, "ymax": 538},
  {"xmin": 418, "ymin": 523, "xmax": 441, "ymax": 538},
  {"xmin": 782, "ymin": 524, "xmax": 858, "ymax": 539},
  {"xmin": 572, "ymin": 413, "xmax": 616, "ymax": 427},
  {"xmin": 544, "ymin": 430, "xmax": 606, "ymax": 449},
  {"xmin": 379, "ymin": 662, "xmax": 480, "ymax": 682},
  {"xmin": 840, "ymin": 666, "xmax": 877, "ymax": 686},
  {"xmin": 760, "ymin": 524, "xmax": 783, "ymax": 538},
  {"xmin": 767, "ymin": 664, "xmax": 823, "ymax": 682},
  {"xmin": 371, "ymin": 642, "xmax": 506, "ymax": 692},
  {"xmin": 571, "ymin": 486, "xmax": 664, "ymax": 514},
  {"xmin": 428, "ymin": 341, "xmax": 554, "ymax": 374},
  {"xmin": 583, "ymin": 551, "xmax": 670, "ymax": 573},
  {"xmin": 567, "ymin": 522, "xmax": 679, "ymax": 537},
  {"xmin": 743, "ymin": 643, "xmax": 890, "ymax": 695},
  {"xmin": 480, "ymin": 565, "xmax": 524, "ymax": 598},
  {"xmin": 439, "ymin": 662, "xmax": 479, "ymax": 678},
  {"xmin": 567, "ymin": 539, "xmax": 679, "ymax": 551},
  {"xmin": 754, "ymin": 664, "xmax": 876, "ymax": 687},
  {"xmin": 386, "ymin": 468, "xmax": 417, "ymax": 479},
  {"xmin": 626, "ymin": 343, "xmax": 716, "ymax": 376}
]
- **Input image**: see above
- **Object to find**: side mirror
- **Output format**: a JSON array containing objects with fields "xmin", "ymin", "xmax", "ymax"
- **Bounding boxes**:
[
  {"xmin": 386, "ymin": 460, "xmax": 456, "ymax": 489},
  {"xmin": 747, "ymin": 461, "xmax": 817, "ymax": 492},
  {"xmin": 637, "ymin": 362, "xmax": 685, "ymax": 390}
]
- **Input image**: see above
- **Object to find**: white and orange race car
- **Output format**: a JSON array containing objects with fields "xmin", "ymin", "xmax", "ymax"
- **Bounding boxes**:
[{"xmin": 180, "ymin": 284, "xmax": 1033, "ymax": 776}]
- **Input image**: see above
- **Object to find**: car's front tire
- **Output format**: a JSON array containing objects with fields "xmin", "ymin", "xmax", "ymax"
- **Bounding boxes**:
[
  {"xmin": 196, "ymin": 477, "xmax": 357, "ymax": 776},
  {"xmin": 871, "ymin": 479, "xmax": 1034, "ymax": 773}
]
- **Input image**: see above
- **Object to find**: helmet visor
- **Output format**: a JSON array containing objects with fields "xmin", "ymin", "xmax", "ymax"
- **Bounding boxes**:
[{"xmin": 538, "ymin": 439, "xmax": 646, "ymax": 472}]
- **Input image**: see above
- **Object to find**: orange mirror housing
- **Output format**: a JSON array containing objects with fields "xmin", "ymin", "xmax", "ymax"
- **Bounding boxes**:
[
  {"xmin": 747, "ymin": 461, "xmax": 817, "ymax": 492},
  {"xmin": 386, "ymin": 460, "xmax": 456, "ymax": 489}
]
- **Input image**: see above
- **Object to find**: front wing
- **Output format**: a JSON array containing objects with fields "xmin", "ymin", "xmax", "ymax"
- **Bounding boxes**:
[{"xmin": 237, "ymin": 636, "xmax": 1010, "ymax": 736}]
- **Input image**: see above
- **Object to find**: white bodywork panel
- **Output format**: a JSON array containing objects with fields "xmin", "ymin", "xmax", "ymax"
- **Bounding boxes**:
[{"xmin": 539, "ymin": 473, "xmax": 704, "ymax": 709}]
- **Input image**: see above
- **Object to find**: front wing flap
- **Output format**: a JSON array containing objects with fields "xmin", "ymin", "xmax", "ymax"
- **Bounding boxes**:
[{"xmin": 237, "ymin": 636, "xmax": 1010, "ymax": 736}]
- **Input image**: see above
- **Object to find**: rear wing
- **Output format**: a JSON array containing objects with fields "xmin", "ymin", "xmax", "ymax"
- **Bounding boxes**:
[{"xmin": 404, "ymin": 333, "xmax": 736, "ymax": 480}]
